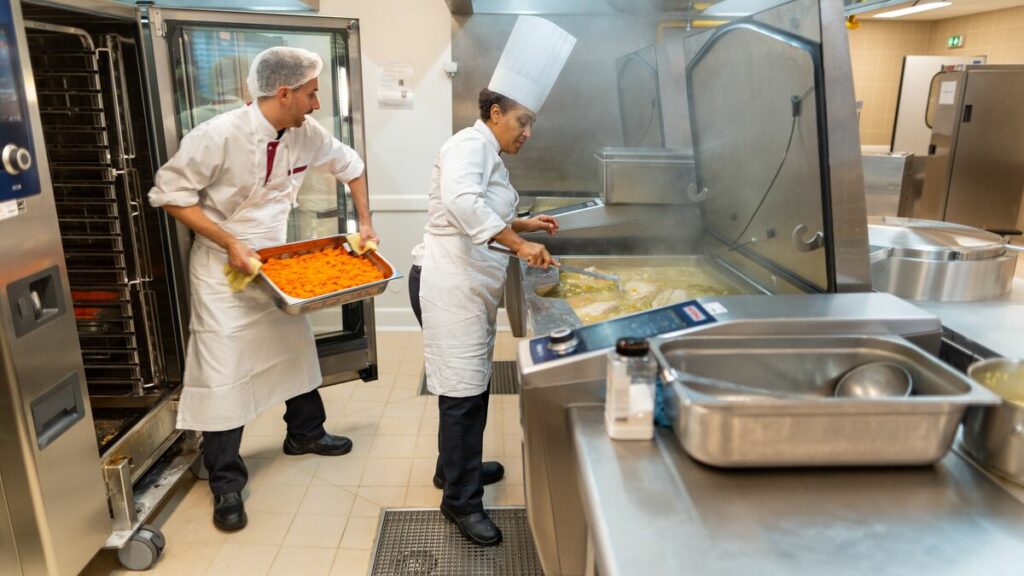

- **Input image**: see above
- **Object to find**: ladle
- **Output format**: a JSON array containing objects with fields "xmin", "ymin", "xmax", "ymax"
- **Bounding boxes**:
[
  {"xmin": 667, "ymin": 362, "xmax": 912, "ymax": 400},
  {"xmin": 833, "ymin": 362, "xmax": 913, "ymax": 399},
  {"xmin": 488, "ymin": 244, "xmax": 622, "ymax": 290}
]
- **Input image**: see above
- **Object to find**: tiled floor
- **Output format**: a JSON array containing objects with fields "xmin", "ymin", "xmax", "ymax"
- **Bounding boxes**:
[{"xmin": 80, "ymin": 331, "xmax": 526, "ymax": 576}]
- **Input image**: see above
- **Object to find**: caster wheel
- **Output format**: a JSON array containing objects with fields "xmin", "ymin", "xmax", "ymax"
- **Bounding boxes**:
[
  {"xmin": 138, "ymin": 525, "xmax": 166, "ymax": 554},
  {"xmin": 117, "ymin": 524, "xmax": 163, "ymax": 569},
  {"xmin": 117, "ymin": 532, "xmax": 157, "ymax": 569},
  {"xmin": 190, "ymin": 456, "xmax": 209, "ymax": 481}
]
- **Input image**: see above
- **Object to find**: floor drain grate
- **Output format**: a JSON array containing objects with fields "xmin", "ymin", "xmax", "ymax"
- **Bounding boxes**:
[
  {"xmin": 370, "ymin": 507, "xmax": 543, "ymax": 576},
  {"xmin": 418, "ymin": 361, "xmax": 520, "ymax": 396}
]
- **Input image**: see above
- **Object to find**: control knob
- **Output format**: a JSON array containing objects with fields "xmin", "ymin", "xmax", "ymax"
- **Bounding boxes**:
[
  {"xmin": 547, "ymin": 328, "xmax": 579, "ymax": 356},
  {"xmin": 3, "ymin": 144, "xmax": 32, "ymax": 175}
]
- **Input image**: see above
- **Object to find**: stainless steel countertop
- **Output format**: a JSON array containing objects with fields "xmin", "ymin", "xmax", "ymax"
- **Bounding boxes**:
[
  {"xmin": 913, "ymin": 277, "xmax": 1024, "ymax": 359},
  {"xmin": 570, "ymin": 405, "xmax": 1024, "ymax": 576}
]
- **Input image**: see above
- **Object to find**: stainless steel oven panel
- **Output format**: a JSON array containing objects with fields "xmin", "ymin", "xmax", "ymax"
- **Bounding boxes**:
[{"xmin": 0, "ymin": 2, "xmax": 111, "ymax": 575}]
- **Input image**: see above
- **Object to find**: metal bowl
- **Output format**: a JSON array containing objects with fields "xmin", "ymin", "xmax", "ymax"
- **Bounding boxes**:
[
  {"xmin": 834, "ymin": 362, "xmax": 913, "ymax": 399},
  {"xmin": 963, "ymin": 358, "xmax": 1024, "ymax": 484}
]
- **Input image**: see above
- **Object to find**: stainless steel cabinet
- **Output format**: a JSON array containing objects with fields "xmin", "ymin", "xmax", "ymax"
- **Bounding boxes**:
[{"xmin": 920, "ymin": 65, "xmax": 1024, "ymax": 234}]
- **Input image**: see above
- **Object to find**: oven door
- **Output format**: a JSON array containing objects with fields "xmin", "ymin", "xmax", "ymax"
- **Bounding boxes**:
[{"xmin": 138, "ymin": 6, "xmax": 377, "ymax": 385}]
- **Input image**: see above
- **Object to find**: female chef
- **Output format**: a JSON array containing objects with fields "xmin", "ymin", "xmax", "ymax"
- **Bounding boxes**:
[{"xmin": 409, "ymin": 16, "xmax": 576, "ymax": 546}]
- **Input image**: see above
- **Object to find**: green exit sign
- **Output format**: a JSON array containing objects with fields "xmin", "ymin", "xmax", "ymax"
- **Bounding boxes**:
[{"xmin": 948, "ymin": 34, "xmax": 965, "ymax": 48}]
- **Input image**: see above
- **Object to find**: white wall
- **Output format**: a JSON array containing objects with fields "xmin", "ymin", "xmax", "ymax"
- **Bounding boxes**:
[{"xmin": 317, "ymin": 0, "xmax": 452, "ymax": 331}]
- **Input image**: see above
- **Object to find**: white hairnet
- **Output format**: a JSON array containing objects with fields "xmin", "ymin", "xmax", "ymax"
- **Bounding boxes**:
[{"xmin": 246, "ymin": 46, "xmax": 324, "ymax": 99}]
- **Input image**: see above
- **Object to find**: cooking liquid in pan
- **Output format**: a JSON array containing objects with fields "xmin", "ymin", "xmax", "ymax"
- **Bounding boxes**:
[
  {"xmin": 545, "ymin": 264, "xmax": 741, "ymax": 324},
  {"xmin": 975, "ymin": 369, "xmax": 1024, "ymax": 405}
]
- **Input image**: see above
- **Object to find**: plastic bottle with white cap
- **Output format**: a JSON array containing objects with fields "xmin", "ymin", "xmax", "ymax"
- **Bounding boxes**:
[{"xmin": 605, "ymin": 338, "xmax": 656, "ymax": 441}]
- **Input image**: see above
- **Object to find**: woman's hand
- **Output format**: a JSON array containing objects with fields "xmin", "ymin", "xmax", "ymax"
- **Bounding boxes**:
[
  {"xmin": 516, "ymin": 214, "xmax": 559, "ymax": 235},
  {"xmin": 516, "ymin": 241, "xmax": 555, "ymax": 269},
  {"xmin": 227, "ymin": 240, "xmax": 259, "ymax": 275}
]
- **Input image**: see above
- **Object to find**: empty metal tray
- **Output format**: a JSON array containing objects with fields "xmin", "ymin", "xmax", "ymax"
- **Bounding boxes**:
[
  {"xmin": 649, "ymin": 334, "xmax": 999, "ymax": 468},
  {"xmin": 255, "ymin": 235, "xmax": 401, "ymax": 316}
]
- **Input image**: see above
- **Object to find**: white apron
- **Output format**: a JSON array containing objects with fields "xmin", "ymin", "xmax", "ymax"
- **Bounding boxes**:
[
  {"xmin": 420, "ymin": 124, "xmax": 518, "ymax": 398},
  {"xmin": 177, "ymin": 112, "xmax": 321, "ymax": 432},
  {"xmin": 420, "ymin": 235, "xmax": 510, "ymax": 398}
]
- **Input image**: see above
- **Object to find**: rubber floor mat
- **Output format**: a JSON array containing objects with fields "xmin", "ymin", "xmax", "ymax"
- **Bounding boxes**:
[{"xmin": 370, "ymin": 507, "xmax": 543, "ymax": 576}]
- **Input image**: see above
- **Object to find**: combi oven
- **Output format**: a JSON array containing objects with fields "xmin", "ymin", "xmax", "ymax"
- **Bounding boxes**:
[{"xmin": 0, "ymin": 0, "xmax": 379, "ymax": 572}]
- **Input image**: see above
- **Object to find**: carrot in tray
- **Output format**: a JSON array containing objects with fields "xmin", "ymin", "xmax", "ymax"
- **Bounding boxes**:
[
  {"xmin": 261, "ymin": 245, "xmax": 385, "ymax": 299},
  {"xmin": 71, "ymin": 290, "xmax": 120, "ymax": 303}
]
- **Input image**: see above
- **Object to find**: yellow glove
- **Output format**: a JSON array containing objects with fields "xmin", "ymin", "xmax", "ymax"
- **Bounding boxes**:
[
  {"xmin": 346, "ymin": 232, "xmax": 378, "ymax": 256},
  {"xmin": 222, "ymin": 257, "xmax": 263, "ymax": 292}
]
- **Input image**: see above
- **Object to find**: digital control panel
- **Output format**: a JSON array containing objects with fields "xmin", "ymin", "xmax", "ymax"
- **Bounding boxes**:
[
  {"xmin": 1, "ymin": 1, "xmax": 41, "ymax": 202},
  {"xmin": 529, "ymin": 300, "xmax": 717, "ymax": 364},
  {"xmin": 536, "ymin": 199, "xmax": 602, "ymax": 217}
]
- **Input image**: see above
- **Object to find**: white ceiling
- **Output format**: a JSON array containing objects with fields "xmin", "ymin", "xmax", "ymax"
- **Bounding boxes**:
[{"xmin": 864, "ymin": 0, "xmax": 1024, "ymax": 20}]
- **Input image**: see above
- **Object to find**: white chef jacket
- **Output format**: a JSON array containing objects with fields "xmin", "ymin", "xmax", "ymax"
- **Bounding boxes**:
[{"xmin": 150, "ymin": 104, "xmax": 364, "ymax": 245}]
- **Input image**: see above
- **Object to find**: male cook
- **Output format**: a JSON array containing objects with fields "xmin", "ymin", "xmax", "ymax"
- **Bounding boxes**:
[{"xmin": 149, "ymin": 46, "xmax": 378, "ymax": 531}]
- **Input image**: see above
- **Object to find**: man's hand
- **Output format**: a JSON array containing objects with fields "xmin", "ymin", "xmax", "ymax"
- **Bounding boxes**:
[
  {"xmin": 516, "ymin": 241, "xmax": 554, "ymax": 269},
  {"xmin": 227, "ymin": 240, "xmax": 259, "ymax": 275},
  {"xmin": 360, "ymin": 224, "xmax": 381, "ymax": 246}
]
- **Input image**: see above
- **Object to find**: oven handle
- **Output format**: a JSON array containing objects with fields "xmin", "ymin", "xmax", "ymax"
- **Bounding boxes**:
[
  {"xmin": 137, "ymin": 288, "xmax": 165, "ymax": 388},
  {"xmin": 178, "ymin": 34, "xmax": 197, "ymax": 131},
  {"xmin": 96, "ymin": 45, "xmax": 131, "ymax": 166},
  {"xmin": 122, "ymin": 168, "xmax": 153, "ymax": 285},
  {"xmin": 107, "ymin": 35, "xmax": 137, "ymax": 161}
]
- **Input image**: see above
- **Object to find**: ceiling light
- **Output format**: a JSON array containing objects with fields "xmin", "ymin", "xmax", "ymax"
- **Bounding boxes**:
[
  {"xmin": 873, "ymin": 1, "xmax": 952, "ymax": 18},
  {"xmin": 703, "ymin": 0, "xmax": 791, "ymax": 17}
]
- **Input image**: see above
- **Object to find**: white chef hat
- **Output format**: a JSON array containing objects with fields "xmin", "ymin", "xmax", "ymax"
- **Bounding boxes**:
[
  {"xmin": 488, "ymin": 16, "xmax": 577, "ymax": 114},
  {"xmin": 247, "ymin": 46, "xmax": 323, "ymax": 99}
]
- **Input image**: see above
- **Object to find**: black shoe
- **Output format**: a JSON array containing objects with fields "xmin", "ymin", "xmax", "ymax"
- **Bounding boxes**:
[
  {"xmin": 440, "ymin": 504, "xmax": 503, "ymax": 546},
  {"xmin": 283, "ymin": 433, "xmax": 353, "ymax": 456},
  {"xmin": 433, "ymin": 461, "xmax": 505, "ymax": 489},
  {"xmin": 213, "ymin": 492, "xmax": 247, "ymax": 531}
]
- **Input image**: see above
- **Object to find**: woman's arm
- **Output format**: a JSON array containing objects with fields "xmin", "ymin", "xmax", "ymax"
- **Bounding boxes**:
[
  {"xmin": 491, "ymin": 226, "xmax": 553, "ymax": 268},
  {"xmin": 511, "ymin": 214, "xmax": 559, "ymax": 235}
]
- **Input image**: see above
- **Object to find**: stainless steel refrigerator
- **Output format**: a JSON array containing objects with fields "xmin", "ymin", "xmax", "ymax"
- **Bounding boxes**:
[{"xmin": 917, "ymin": 65, "xmax": 1024, "ymax": 234}]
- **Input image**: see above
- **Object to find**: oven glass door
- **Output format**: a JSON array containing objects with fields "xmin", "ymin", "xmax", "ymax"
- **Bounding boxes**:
[{"xmin": 140, "ymin": 6, "xmax": 376, "ymax": 385}]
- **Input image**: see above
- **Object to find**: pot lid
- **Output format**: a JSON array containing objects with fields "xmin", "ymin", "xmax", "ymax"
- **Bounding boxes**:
[{"xmin": 868, "ymin": 217, "xmax": 1008, "ymax": 261}]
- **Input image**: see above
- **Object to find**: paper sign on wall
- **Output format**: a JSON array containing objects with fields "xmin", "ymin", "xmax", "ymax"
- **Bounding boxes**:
[
  {"xmin": 378, "ymin": 62, "xmax": 414, "ymax": 110},
  {"xmin": 939, "ymin": 81, "xmax": 957, "ymax": 105}
]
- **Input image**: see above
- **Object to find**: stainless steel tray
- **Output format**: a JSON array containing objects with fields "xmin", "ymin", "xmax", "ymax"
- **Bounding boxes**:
[
  {"xmin": 650, "ymin": 334, "xmax": 999, "ymax": 468},
  {"xmin": 254, "ymin": 235, "xmax": 401, "ymax": 316}
]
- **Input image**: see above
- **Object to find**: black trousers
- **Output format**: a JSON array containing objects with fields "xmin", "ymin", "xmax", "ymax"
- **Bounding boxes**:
[
  {"xmin": 410, "ymin": 264, "xmax": 490, "ymax": 514},
  {"xmin": 202, "ymin": 388, "xmax": 327, "ymax": 495}
]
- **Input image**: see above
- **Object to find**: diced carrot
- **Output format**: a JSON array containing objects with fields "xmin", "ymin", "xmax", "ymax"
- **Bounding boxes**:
[{"xmin": 261, "ymin": 245, "xmax": 385, "ymax": 299}]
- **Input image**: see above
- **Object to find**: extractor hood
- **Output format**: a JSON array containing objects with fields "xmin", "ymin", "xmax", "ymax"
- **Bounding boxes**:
[
  {"xmin": 111, "ymin": 0, "xmax": 319, "ymax": 11},
  {"xmin": 446, "ymin": 0, "xmax": 914, "ymax": 15},
  {"xmin": 446, "ymin": 0, "xmax": 696, "ymax": 15}
]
